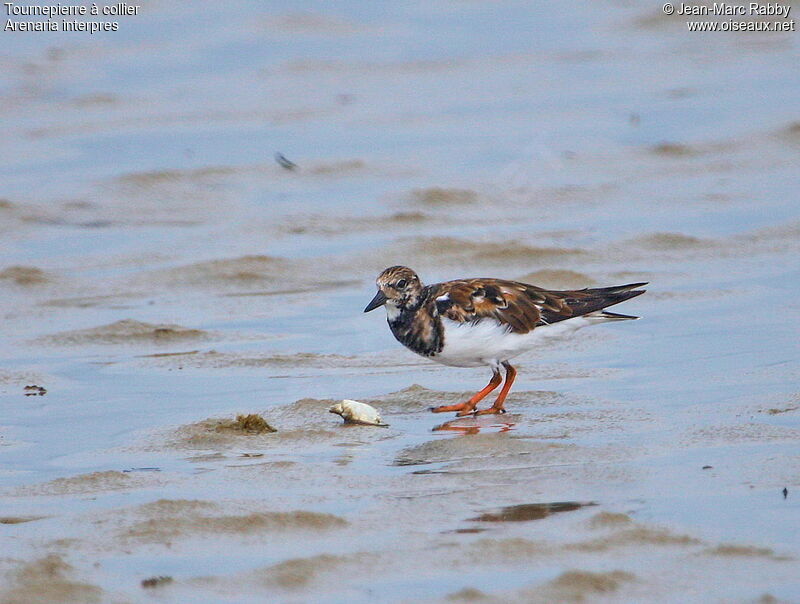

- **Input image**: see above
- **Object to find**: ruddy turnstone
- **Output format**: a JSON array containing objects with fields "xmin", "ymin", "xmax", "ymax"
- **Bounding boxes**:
[{"xmin": 364, "ymin": 266, "xmax": 646, "ymax": 416}]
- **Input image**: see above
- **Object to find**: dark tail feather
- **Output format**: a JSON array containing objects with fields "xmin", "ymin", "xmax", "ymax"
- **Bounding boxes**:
[
  {"xmin": 596, "ymin": 310, "xmax": 640, "ymax": 320},
  {"xmin": 597, "ymin": 286, "xmax": 647, "ymax": 310},
  {"xmin": 574, "ymin": 284, "xmax": 647, "ymax": 319},
  {"xmin": 584, "ymin": 282, "xmax": 648, "ymax": 295},
  {"xmin": 538, "ymin": 282, "xmax": 647, "ymax": 324}
]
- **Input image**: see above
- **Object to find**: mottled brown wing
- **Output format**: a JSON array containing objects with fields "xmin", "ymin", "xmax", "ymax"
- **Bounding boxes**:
[
  {"xmin": 432, "ymin": 279, "xmax": 543, "ymax": 333},
  {"xmin": 432, "ymin": 278, "xmax": 647, "ymax": 334}
]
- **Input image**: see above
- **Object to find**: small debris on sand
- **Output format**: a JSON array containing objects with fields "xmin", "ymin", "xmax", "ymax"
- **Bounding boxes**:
[
  {"xmin": 275, "ymin": 152, "xmax": 298, "ymax": 171},
  {"xmin": 216, "ymin": 414, "xmax": 277, "ymax": 434},
  {"xmin": 329, "ymin": 400, "xmax": 388, "ymax": 427},
  {"xmin": 141, "ymin": 576, "xmax": 173, "ymax": 589}
]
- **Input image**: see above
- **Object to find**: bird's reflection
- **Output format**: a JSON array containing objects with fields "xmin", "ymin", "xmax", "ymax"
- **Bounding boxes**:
[{"xmin": 432, "ymin": 417, "xmax": 516, "ymax": 435}]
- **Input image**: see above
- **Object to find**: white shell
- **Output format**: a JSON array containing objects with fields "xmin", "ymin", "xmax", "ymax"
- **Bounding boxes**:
[{"xmin": 329, "ymin": 400, "xmax": 387, "ymax": 427}]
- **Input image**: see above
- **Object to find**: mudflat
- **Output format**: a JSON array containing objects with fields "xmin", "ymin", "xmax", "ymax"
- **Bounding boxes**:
[{"xmin": 1, "ymin": 3, "xmax": 798, "ymax": 602}]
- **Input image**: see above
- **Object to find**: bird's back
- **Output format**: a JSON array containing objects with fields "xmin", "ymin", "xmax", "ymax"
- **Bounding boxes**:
[{"xmin": 430, "ymin": 277, "xmax": 647, "ymax": 333}]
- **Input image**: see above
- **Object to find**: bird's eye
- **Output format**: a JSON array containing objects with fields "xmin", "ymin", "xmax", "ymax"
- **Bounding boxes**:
[{"xmin": 396, "ymin": 279, "xmax": 407, "ymax": 289}]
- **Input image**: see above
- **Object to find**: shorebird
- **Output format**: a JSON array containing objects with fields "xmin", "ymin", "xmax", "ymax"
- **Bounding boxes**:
[{"xmin": 364, "ymin": 266, "xmax": 646, "ymax": 415}]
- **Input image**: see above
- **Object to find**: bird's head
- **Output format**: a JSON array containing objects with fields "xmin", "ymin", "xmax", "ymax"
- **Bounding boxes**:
[{"xmin": 364, "ymin": 266, "xmax": 424, "ymax": 314}]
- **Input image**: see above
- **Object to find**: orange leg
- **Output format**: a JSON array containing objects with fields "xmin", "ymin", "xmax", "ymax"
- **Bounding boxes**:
[
  {"xmin": 475, "ymin": 362, "xmax": 516, "ymax": 415},
  {"xmin": 430, "ymin": 370, "xmax": 502, "ymax": 415}
]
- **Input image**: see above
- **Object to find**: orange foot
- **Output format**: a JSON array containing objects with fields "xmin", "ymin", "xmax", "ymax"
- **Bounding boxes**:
[
  {"xmin": 473, "ymin": 407, "xmax": 507, "ymax": 416},
  {"xmin": 429, "ymin": 371, "xmax": 504, "ymax": 415}
]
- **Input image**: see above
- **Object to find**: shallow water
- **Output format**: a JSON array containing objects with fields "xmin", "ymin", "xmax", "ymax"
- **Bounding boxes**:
[{"xmin": 2, "ymin": 1, "xmax": 800, "ymax": 602}]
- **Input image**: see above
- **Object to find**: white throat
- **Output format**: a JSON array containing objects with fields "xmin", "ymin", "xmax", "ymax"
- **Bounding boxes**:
[{"xmin": 384, "ymin": 302, "xmax": 401, "ymax": 321}]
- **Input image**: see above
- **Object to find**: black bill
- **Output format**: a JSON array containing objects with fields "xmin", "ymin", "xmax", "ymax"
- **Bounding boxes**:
[{"xmin": 364, "ymin": 290, "xmax": 387, "ymax": 312}]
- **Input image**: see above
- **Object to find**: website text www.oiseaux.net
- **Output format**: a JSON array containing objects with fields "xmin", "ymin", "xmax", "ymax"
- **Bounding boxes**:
[{"xmin": 686, "ymin": 19, "xmax": 795, "ymax": 31}]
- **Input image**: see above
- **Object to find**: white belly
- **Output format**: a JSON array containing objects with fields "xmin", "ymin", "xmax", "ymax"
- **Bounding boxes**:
[{"xmin": 432, "ymin": 316, "xmax": 593, "ymax": 368}]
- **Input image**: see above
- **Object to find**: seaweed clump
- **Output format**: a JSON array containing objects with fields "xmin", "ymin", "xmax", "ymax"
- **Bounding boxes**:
[{"xmin": 215, "ymin": 414, "xmax": 277, "ymax": 434}]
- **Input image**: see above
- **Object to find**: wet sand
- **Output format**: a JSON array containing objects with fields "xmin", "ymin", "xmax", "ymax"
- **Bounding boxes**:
[{"xmin": 1, "ymin": 1, "xmax": 799, "ymax": 602}]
